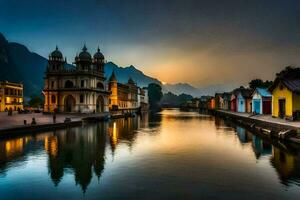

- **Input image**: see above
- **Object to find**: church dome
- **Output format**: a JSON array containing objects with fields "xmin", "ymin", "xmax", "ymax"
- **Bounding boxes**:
[
  {"xmin": 78, "ymin": 45, "xmax": 92, "ymax": 61},
  {"xmin": 50, "ymin": 46, "xmax": 63, "ymax": 58},
  {"xmin": 93, "ymin": 47, "xmax": 104, "ymax": 60}
]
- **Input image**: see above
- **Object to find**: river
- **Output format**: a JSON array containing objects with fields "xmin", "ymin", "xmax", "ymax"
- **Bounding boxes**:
[{"xmin": 0, "ymin": 109, "xmax": 300, "ymax": 199}]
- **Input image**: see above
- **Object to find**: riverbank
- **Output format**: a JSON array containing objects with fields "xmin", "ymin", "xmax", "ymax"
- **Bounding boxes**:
[
  {"xmin": 0, "ymin": 112, "xmax": 110, "ymax": 138},
  {"xmin": 215, "ymin": 109, "xmax": 300, "ymax": 145}
]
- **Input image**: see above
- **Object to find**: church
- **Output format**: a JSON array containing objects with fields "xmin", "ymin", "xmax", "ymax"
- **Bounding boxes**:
[{"xmin": 43, "ymin": 45, "xmax": 110, "ymax": 113}]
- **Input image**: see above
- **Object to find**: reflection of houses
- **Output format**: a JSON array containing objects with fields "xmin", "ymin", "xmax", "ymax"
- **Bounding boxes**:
[
  {"xmin": 45, "ymin": 124, "xmax": 107, "ymax": 192},
  {"xmin": 236, "ymin": 126, "xmax": 252, "ymax": 143},
  {"xmin": 43, "ymin": 46, "xmax": 110, "ymax": 113},
  {"xmin": 269, "ymin": 71, "xmax": 300, "ymax": 120},
  {"xmin": 0, "ymin": 137, "xmax": 28, "ymax": 164},
  {"xmin": 271, "ymin": 147, "xmax": 300, "ymax": 185},
  {"xmin": 251, "ymin": 135, "xmax": 272, "ymax": 159},
  {"xmin": 0, "ymin": 81, "xmax": 23, "ymax": 111},
  {"xmin": 251, "ymin": 88, "xmax": 272, "ymax": 114},
  {"xmin": 108, "ymin": 72, "xmax": 148, "ymax": 111}
]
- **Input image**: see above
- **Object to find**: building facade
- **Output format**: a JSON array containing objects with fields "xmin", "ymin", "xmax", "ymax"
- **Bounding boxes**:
[
  {"xmin": 108, "ymin": 72, "xmax": 149, "ymax": 111},
  {"xmin": 108, "ymin": 72, "xmax": 141, "ymax": 110},
  {"xmin": 43, "ymin": 46, "xmax": 110, "ymax": 113},
  {"xmin": 0, "ymin": 81, "xmax": 23, "ymax": 112}
]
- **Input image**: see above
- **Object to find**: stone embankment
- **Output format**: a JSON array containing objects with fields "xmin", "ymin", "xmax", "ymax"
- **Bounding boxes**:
[{"xmin": 215, "ymin": 110, "xmax": 300, "ymax": 145}]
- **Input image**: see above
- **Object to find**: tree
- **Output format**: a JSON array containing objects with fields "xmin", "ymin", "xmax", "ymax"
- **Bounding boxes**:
[
  {"xmin": 276, "ymin": 66, "xmax": 300, "ymax": 79},
  {"xmin": 148, "ymin": 83, "xmax": 163, "ymax": 110},
  {"xmin": 249, "ymin": 79, "xmax": 273, "ymax": 89},
  {"xmin": 28, "ymin": 95, "xmax": 43, "ymax": 108}
]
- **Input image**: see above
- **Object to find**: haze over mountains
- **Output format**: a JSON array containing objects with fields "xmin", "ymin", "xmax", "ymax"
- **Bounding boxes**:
[{"xmin": 0, "ymin": 33, "xmax": 232, "ymax": 98}]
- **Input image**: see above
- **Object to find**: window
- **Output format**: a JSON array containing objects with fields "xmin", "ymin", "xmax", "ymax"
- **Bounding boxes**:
[
  {"xmin": 51, "ymin": 95, "xmax": 56, "ymax": 103},
  {"xmin": 97, "ymin": 82, "xmax": 104, "ymax": 89},
  {"xmin": 51, "ymin": 81, "xmax": 55, "ymax": 88},
  {"xmin": 65, "ymin": 80, "xmax": 74, "ymax": 88},
  {"xmin": 81, "ymin": 80, "xmax": 85, "ymax": 88},
  {"xmin": 80, "ymin": 94, "xmax": 84, "ymax": 103}
]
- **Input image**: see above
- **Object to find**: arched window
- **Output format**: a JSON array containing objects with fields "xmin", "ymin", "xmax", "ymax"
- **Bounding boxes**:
[
  {"xmin": 97, "ymin": 82, "xmax": 104, "ymax": 89},
  {"xmin": 65, "ymin": 80, "xmax": 74, "ymax": 88},
  {"xmin": 51, "ymin": 95, "xmax": 56, "ymax": 103}
]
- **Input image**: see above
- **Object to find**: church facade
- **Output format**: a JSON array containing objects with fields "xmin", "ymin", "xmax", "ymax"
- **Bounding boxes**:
[{"xmin": 43, "ymin": 45, "xmax": 110, "ymax": 113}]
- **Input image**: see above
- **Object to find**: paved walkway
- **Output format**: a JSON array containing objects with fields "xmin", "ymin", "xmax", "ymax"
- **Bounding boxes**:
[
  {"xmin": 0, "ymin": 112, "xmax": 93, "ymax": 130},
  {"xmin": 218, "ymin": 110, "xmax": 300, "ymax": 128}
]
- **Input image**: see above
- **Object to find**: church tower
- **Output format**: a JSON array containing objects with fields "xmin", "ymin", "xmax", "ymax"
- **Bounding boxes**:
[
  {"xmin": 48, "ymin": 46, "xmax": 65, "ymax": 71},
  {"xmin": 108, "ymin": 71, "xmax": 118, "ymax": 109},
  {"xmin": 93, "ymin": 46, "xmax": 105, "ymax": 76}
]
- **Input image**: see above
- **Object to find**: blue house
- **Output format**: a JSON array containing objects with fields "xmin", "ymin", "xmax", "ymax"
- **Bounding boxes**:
[
  {"xmin": 236, "ymin": 88, "xmax": 253, "ymax": 113},
  {"xmin": 252, "ymin": 88, "xmax": 272, "ymax": 114}
]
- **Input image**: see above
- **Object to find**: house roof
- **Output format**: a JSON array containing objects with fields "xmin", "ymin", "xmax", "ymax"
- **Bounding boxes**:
[
  {"xmin": 222, "ymin": 92, "xmax": 232, "ymax": 101},
  {"xmin": 255, "ymin": 87, "xmax": 271, "ymax": 97},
  {"xmin": 269, "ymin": 78, "xmax": 300, "ymax": 94},
  {"xmin": 282, "ymin": 79, "xmax": 300, "ymax": 93},
  {"xmin": 238, "ymin": 88, "xmax": 253, "ymax": 99}
]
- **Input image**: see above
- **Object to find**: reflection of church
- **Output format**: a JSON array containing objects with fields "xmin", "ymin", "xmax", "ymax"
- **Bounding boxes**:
[
  {"xmin": 43, "ymin": 45, "xmax": 110, "ymax": 113},
  {"xmin": 45, "ymin": 124, "xmax": 107, "ymax": 192}
]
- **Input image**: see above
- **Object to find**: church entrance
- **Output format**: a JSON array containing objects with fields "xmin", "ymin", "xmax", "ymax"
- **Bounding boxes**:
[
  {"xmin": 64, "ymin": 95, "xmax": 76, "ymax": 112},
  {"xmin": 96, "ymin": 95, "xmax": 104, "ymax": 113}
]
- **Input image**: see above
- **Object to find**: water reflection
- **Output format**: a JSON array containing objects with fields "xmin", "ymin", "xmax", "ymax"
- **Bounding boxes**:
[
  {"xmin": 0, "ymin": 110, "xmax": 300, "ymax": 198},
  {"xmin": 45, "ymin": 124, "xmax": 107, "ymax": 191}
]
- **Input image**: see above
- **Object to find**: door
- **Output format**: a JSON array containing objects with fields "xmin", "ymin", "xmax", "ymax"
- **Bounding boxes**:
[
  {"xmin": 253, "ymin": 99, "xmax": 260, "ymax": 114},
  {"xmin": 278, "ymin": 99, "xmax": 286, "ymax": 119},
  {"xmin": 263, "ymin": 100, "xmax": 271, "ymax": 114}
]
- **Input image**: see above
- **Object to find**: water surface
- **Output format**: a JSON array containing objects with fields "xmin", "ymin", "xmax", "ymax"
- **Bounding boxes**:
[{"xmin": 0, "ymin": 109, "xmax": 300, "ymax": 199}]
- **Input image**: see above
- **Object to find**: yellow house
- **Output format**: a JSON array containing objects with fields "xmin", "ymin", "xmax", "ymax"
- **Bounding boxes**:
[
  {"xmin": 269, "ymin": 78, "xmax": 300, "ymax": 120},
  {"xmin": 0, "ymin": 81, "xmax": 24, "ymax": 112}
]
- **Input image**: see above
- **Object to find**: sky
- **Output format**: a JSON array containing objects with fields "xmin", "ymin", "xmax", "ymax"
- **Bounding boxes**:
[{"xmin": 0, "ymin": 0, "xmax": 300, "ymax": 88}]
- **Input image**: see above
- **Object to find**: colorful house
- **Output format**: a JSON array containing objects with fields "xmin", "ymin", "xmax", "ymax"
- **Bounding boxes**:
[
  {"xmin": 222, "ymin": 92, "xmax": 232, "ymax": 110},
  {"xmin": 251, "ymin": 88, "xmax": 272, "ymax": 114},
  {"xmin": 236, "ymin": 88, "xmax": 253, "ymax": 113},
  {"xmin": 230, "ymin": 93, "xmax": 237, "ymax": 112},
  {"xmin": 209, "ymin": 97, "xmax": 215, "ymax": 110},
  {"xmin": 214, "ymin": 93, "xmax": 222, "ymax": 110},
  {"xmin": 269, "ymin": 71, "xmax": 300, "ymax": 120}
]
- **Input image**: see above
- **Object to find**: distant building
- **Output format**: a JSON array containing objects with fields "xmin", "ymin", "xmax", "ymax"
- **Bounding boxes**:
[
  {"xmin": 138, "ymin": 87, "xmax": 149, "ymax": 111},
  {"xmin": 108, "ymin": 71, "xmax": 146, "ymax": 110},
  {"xmin": 43, "ymin": 46, "xmax": 110, "ymax": 113},
  {"xmin": 269, "ymin": 73, "xmax": 300, "ymax": 120},
  {"xmin": 236, "ymin": 88, "xmax": 253, "ymax": 113},
  {"xmin": 0, "ymin": 81, "xmax": 23, "ymax": 112},
  {"xmin": 221, "ymin": 93, "xmax": 232, "ymax": 110},
  {"xmin": 251, "ymin": 88, "xmax": 272, "ymax": 114}
]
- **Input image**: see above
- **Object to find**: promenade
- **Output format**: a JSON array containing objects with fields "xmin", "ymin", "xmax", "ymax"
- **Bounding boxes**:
[
  {"xmin": 0, "ymin": 112, "xmax": 110, "ymax": 138},
  {"xmin": 0, "ymin": 112, "xmax": 82, "ymax": 130},
  {"xmin": 217, "ymin": 110, "xmax": 300, "ymax": 129}
]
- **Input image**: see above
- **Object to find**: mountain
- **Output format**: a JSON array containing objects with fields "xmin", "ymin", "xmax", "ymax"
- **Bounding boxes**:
[
  {"xmin": 0, "ymin": 33, "xmax": 162, "ymax": 98},
  {"xmin": 0, "ymin": 33, "xmax": 235, "ymax": 99},
  {"xmin": 162, "ymin": 82, "xmax": 236, "ymax": 97},
  {"xmin": 162, "ymin": 83, "xmax": 201, "ymax": 97},
  {"xmin": 104, "ymin": 62, "xmax": 161, "ymax": 87},
  {"xmin": 0, "ymin": 33, "xmax": 47, "ymax": 97}
]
